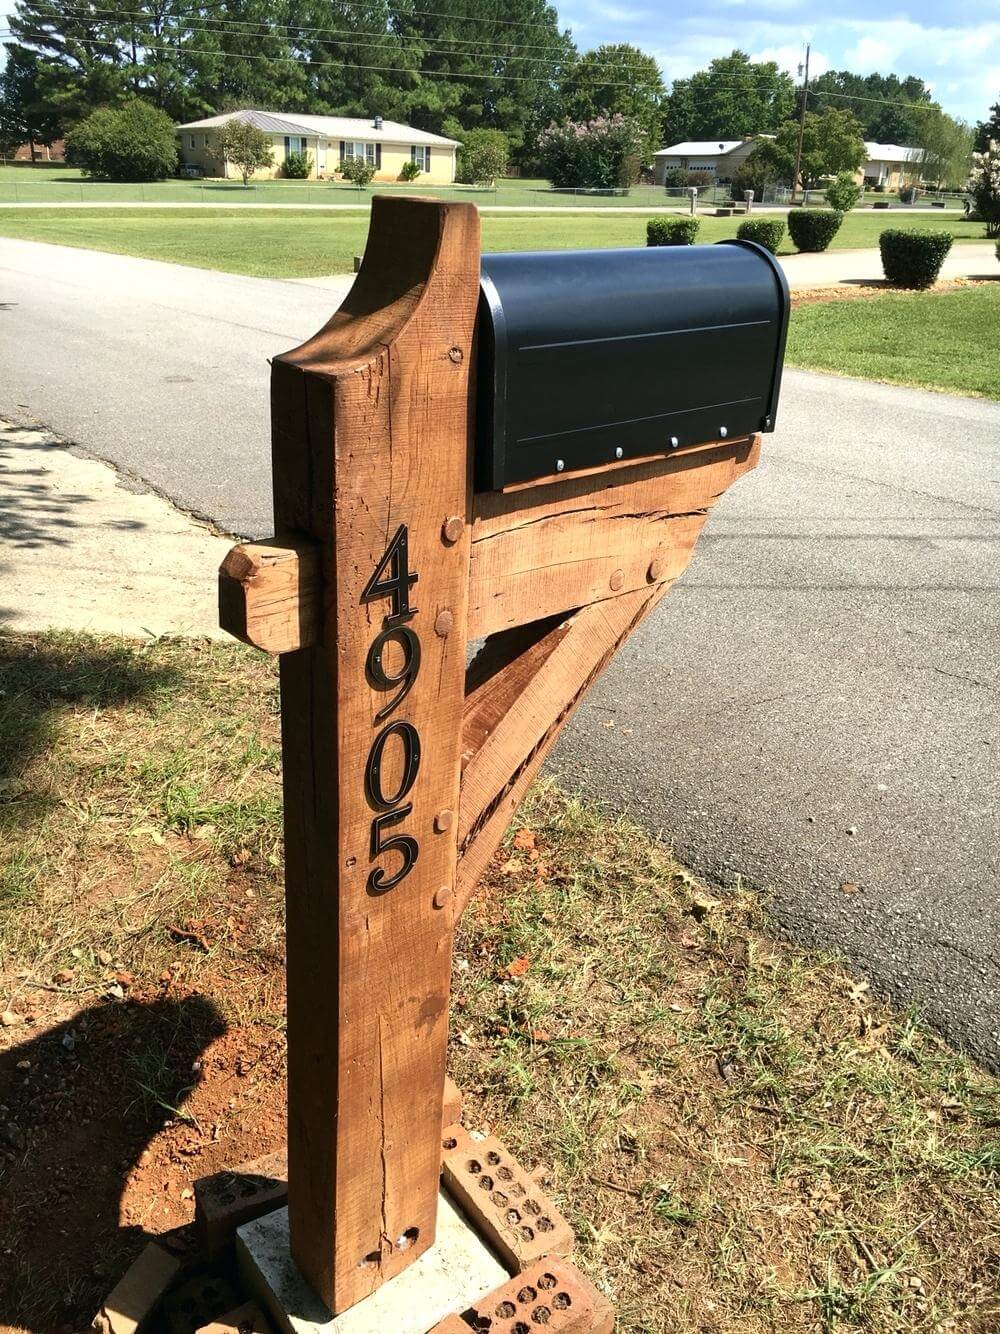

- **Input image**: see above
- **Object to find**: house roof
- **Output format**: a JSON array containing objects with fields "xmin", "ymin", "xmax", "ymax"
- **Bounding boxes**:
[
  {"xmin": 175, "ymin": 109, "xmax": 459, "ymax": 147},
  {"xmin": 863, "ymin": 141, "xmax": 921, "ymax": 163},
  {"xmin": 653, "ymin": 140, "xmax": 743, "ymax": 158}
]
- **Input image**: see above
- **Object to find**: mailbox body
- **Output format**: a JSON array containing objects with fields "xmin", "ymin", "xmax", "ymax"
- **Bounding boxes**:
[{"xmin": 476, "ymin": 240, "xmax": 789, "ymax": 490}]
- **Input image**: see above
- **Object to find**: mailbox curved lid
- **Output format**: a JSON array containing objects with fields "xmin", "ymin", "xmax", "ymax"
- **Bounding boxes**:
[{"xmin": 476, "ymin": 240, "xmax": 789, "ymax": 490}]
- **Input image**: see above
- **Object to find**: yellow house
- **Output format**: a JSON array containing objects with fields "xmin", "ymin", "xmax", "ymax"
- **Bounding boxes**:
[{"xmin": 175, "ymin": 109, "xmax": 459, "ymax": 183}]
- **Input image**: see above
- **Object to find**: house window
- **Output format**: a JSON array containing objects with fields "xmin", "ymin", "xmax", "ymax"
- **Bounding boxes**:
[
  {"xmin": 344, "ymin": 141, "xmax": 376, "ymax": 165},
  {"xmin": 203, "ymin": 136, "xmax": 209, "ymax": 148},
  {"xmin": 411, "ymin": 145, "xmax": 430, "ymax": 171},
  {"xmin": 284, "ymin": 136, "xmax": 307, "ymax": 156},
  {"xmin": 189, "ymin": 136, "xmax": 196, "ymax": 149}
]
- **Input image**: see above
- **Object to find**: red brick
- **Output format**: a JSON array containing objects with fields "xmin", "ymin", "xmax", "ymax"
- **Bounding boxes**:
[
  {"xmin": 195, "ymin": 1299, "xmax": 273, "ymax": 1334},
  {"xmin": 93, "ymin": 1241, "xmax": 181, "ymax": 1334},
  {"xmin": 427, "ymin": 1255, "xmax": 614, "ymax": 1333},
  {"xmin": 442, "ymin": 1074, "xmax": 463, "ymax": 1127},
  {"xmin": 194, "ymin": 1150, "xmax": 288, "ymax": 1254},
  {"xmin": 441, "ymin": 1134, "xmax": 574, "ymax": 1272}
]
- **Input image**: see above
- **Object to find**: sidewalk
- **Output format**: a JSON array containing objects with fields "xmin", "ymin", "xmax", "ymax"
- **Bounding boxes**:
[
  {"xmin": 0, "ymin": 421, "xmax": 232, "ymax": 638},
  {"xmin": 779, "ymin": 240, "xmax": 998, "ymax": 289}
]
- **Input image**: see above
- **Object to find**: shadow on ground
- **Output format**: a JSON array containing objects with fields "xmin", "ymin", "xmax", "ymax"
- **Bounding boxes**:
[
  {"xmin": 0, "ymin": 633, "xmax": 180, "ymax": 829},
  {"xmin": 0, "ymin": 995, "xmax": 227, "ymax": 1333}
]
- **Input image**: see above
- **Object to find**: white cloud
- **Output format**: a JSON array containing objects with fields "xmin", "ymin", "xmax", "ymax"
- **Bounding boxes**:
[{"xmin": 751, "ymin": 44, "xmax": 831, "ymax": 78}]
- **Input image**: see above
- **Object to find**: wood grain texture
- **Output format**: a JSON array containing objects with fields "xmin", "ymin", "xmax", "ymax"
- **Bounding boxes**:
[
  {"xmin": 218, "ymin": 538, "xmax": 321, "ymax": 653},
  {"xmin": 468, "ymin": 437, "xmax": 760, "ymax": 637},
  {"xmin": 270, "ymin": 196, "xmax": 480, "ymax": 1314},
  {"xmin": 456, "ymin": 437, "xmax": 761, "ymax": 913}
]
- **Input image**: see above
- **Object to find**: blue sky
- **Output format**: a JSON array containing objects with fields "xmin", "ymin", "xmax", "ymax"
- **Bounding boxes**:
[
  {"xmin": 562, "ymin": 0, "xmax": 998, "ymax": 125},
  {"xmin": 1, "ymin": 1, "xmax": 997, "ymax": 127}
]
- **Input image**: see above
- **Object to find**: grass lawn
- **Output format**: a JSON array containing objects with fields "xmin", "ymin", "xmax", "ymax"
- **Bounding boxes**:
[
  {"xmin": 0, "ymin": 204, "xmax": 990, "ymax": 278},
  {"xmin": 1, "ymin": 632, "xmax": 997, "ymax": 1332},
  {"xmin": 788, "ymin": 284, "xmax": 1000, "ymax": 398}
]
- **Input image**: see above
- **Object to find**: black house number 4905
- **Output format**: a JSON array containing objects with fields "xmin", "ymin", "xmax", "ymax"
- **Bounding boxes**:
[{"xmin": 361, "ymin": 525, "xmax": 422, "ymax": 895}]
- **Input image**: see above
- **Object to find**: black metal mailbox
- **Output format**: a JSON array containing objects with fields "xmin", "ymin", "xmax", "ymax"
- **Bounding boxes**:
[{"xmin": 476, "ymin": 240, "xmax": 789, "ymax": 490}]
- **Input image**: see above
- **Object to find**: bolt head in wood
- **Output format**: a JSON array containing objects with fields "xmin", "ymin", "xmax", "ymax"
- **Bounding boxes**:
[
  {"xmin": 647, "ymin": 557, "xmax": 666, "ymax": 582},
  {"xmin": 433, "ymin": 885, "xmax": 454, "ymax": 910},
  {"xmin": 609, "ymin": 569, "xmax": 625, "ymax": 592},
  {"xmin": 441, "ymin": 515, "xmax": 464, "ymax": 544},
  {"xmin": 434, "ymin": 809, "xmax": 454, "ymax": 833},
  {"xmin": 448, "ymin": 346, "xmax": 464, "ymax": 363},
  {"xmin": 434, "ymin": 609, "xmax": 454, "ymax": 637}
]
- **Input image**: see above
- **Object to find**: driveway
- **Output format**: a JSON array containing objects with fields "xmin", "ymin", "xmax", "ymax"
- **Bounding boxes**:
[{"xmin": 2, "ymin": 238, "xmax": 998, "ymax": 1067}]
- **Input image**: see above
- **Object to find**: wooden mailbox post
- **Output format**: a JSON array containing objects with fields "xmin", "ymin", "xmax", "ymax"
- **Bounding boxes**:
[{"xmin": 219, "ymin": 195, "xmax": 782, "ymax": 1328}]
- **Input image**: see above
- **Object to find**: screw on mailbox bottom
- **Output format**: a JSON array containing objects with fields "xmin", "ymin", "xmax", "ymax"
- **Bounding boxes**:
[
  {"xmin": 555, "ymin": 459, "xmax": 565, "ymax": 472},
  {"xmin": 669, "ymin": 437, "xmax": 679, "ymax": 449},
  {"xmin": 719, "ymin": 426, "xmax": 728, "ymax": 438}
]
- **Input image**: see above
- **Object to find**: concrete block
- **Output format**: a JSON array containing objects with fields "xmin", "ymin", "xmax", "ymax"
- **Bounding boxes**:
[
  {"xmin": 237, "ymin": 1192, "xmax": 507, "ymax": 1334},
  {"xmin": 196, "ymin": 1299, "xmax": 273, "ymax": 1334},
  {"xmin": 93, "ymin": 1241, "xmax": 182, "ymax": 1334}
]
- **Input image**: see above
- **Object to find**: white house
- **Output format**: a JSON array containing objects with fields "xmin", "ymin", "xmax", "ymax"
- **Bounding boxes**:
[
  {"xmin": 176, "ymin": 109, "xmax": 460, "ymax": 183},
  {"xmin": 859, "ymin": 142, "xmax": 922, "ymax": 189},
  {"xmin": 652, "ymin": 138, "xmax": 766, "ymax": 185}
]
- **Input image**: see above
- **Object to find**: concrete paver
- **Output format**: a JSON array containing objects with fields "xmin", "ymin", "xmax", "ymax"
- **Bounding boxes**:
[{"xmin": 0, "ymin": 420, "xmax": 231, "ymax": 638}]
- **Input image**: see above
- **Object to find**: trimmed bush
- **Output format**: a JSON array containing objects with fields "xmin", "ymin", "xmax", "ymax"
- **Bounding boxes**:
[
  {"xmin": 825, "ymin": 172, "xmax": 862, "ymax": 212},
  {"xmin": 647, "ymin": 216, "xmax": 700, "ymax": 246},
  {"xmin": 736, "ymin": 218, "xmax": 785, "ymax": 253},
  {"xmin": 283, "ymin": 149, "xmax": 312, "ymax": 179},
  {"xmin": 879, "ymin": 229, "xmax": 953, "ymax": 288},
  {"xmin": 65, "ymin": 99, "xmax": 176, "ymax": 181},
  {"xmin": 788, "ymin": 209, "xmax": 844, "ymax": 252},
  {"xmin": 399, "ymin": 159, "xmax": 421, "ymax": 182}
]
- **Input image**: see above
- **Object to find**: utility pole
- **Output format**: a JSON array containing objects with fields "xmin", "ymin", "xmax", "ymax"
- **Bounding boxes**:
[{"xmin": 792, "ymin": 43, "xmax": 810, "ymax": 202}]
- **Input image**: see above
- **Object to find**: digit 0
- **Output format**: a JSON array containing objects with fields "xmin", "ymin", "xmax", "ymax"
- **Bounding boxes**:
[{"xmin": 364, "ymin": 719, "xmax": 421, "ymax": 812}]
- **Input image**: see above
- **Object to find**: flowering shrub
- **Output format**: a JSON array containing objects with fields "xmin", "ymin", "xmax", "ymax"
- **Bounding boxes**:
[
  {"xmin": 968, "ymin": 139, "xmax": 1000, "ymax": 237},
  {"xmin": 538, "ymin": 114, "xmax": 645, "ymax": 190}
]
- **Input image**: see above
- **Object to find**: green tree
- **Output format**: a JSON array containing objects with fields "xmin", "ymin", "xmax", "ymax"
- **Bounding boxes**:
[
  {"xmin": 65, "ymin": 97, "xmax": 178, "ymax": 180},
  {"xmin": 341, "ymin": 155, "xmax": 377, "ymax": 186},
  {"xmin": 973, "ymin": 99, "xmax": 1000, "ymax": 153},
  {"xmin": 457, "ymin": 127, "xmax": 509, "ymax": 185},
  {"xmin": 913, "ymin": 109, "xmax": 973, "ymax": 190},
  {"xmin": 292, "ymin": 0, "xmax": 414, "ymax": 120},
  {"xmin": 748, "ymin": 107, "xmax": 865, "ymax": 189},
  {"xmin": 0, "ymin": 47, "xmax": 63, "ymax": 158},
  {"xmin": 661, "ymin": 51, "xmax": 795, "ymax": 144},
  {"xmin": 393, "ymin": 0, "xmax": 575, "ymax": 163},
  {"xmin": 5, "ymin": 0, "xmax": 311, "ymax": 125},
  {"xmin": 218, "ymin": 117, "xmax": 273, "ymax": 184},
  {"xmin": 807, "ymin": 70, "xmax": 933, "ymax": 143},
  {"xmin": 560, "ymin": 44, "xmax": 664, "ymax": 161}
]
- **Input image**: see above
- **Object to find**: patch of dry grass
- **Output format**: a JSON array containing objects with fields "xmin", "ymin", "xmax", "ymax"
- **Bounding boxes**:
[{"xmin": 1, "ymin": 632, "xmax": 997, "ymax": 1333}]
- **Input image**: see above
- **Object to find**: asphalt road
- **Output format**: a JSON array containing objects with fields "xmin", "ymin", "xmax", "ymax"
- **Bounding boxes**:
[{"xmin": 2, "ymin": 239, "xmax": 998, "ymax": 1067}]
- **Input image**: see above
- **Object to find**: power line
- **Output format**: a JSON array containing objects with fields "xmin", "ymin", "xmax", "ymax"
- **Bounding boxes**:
[
  {"xmin": 0, "ymin": 30, "xmax": 643, "ymax": 86},
  {"xmin": 35, "ymin": 1, "xmax": 590, "ymax": 63}
]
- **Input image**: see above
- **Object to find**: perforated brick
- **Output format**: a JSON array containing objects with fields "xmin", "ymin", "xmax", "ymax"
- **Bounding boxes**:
[
  {"xmin": 441, "ymin": 1135, "xmax": 574, "ymax": 1272},
  {"xmin": 427, "ymin": 1255, "xmax": 613, "ymax": 1334},
  {"xmin": 194, "ymin": 1150, "xmax": 288, "ymax": 1254},
  {"xmin": 162, "ymin": 1270, "xmax": 239, "ymax": 1334},
  {"xmin": 195, "ymin": 1298, "xmax": 273, "ymax": 1334}
]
